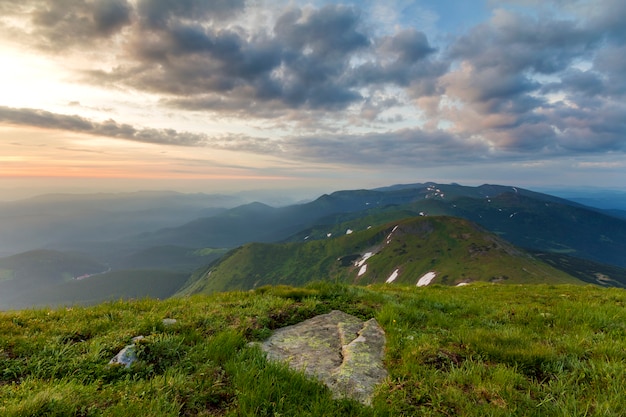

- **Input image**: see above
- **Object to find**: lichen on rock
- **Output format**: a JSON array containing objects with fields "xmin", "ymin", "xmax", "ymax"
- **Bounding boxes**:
[{"xmin": 259, "ymin": 310, "xmax": 388, "ymax": 405}]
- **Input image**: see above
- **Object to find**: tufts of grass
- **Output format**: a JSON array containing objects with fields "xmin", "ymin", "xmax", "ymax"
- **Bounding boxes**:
[{"xmin": 0, "ymin": 283, "xmax": 625, "ymax": 416}]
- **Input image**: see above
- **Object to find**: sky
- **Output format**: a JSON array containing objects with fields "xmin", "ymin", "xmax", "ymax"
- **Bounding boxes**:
[{"xmin": 1, "ymin": 0, "xmax": 625, "ymax": 200}]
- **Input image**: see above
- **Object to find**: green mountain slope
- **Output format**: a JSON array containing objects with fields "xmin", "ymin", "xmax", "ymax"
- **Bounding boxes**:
[
  {"xmin": 179, "ymin": 216, "xmax": 580, "ymax": 295},
  {"xmin": 1, "ymin": 284, "xmax": 625, "ymax": 416},
  {"xmin": 114, "ymin": 245, "xmax": 228, "ymax": 271}
]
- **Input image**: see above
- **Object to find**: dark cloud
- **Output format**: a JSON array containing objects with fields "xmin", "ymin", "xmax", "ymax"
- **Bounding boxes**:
[
  {"xmin": 136, "ymin": 0, "xmax": 245, "ymax": 29},
  {"xmin": 380, "ymin": 29, "xmax": 436, "ymax": 64},
  {"xmin": 23, "ymin": 0, "xmax": 132, "ymax": 48},
  {"xmin": 541, "ymin": 69, "xmax": 605, "ymax": 98},
  {"xmin": 284, "ymin": 128, "xmax": 490, "ymax": 166},
  {"xmin": 99, "ymin": 4, "xmax": 374, "ymax": 112},
  {"xmin": 351, "ymin": 28, "xmax": 445, "ymax": 97},
  {"xmin": 593, "ymin": 44, "xmax": 626, "ymax": 97},
  {"xmin": 274, "ymin": 5, "xmax": 369, "ymax": 59},
  {"xmin": 4, "ymin": 1, "xmax": 445, "ymax": 116},
  {"xmin": 547, "ymin": 102, "xmax": 626, "ymax": 152},
  {"xmin": 0, "ymin": 106, "xmax": 205, "ymax": 146},
  {"xmin": 92, "ymin": 0, "xmax": 133, "ymax": 34},
  {"xmin": 588, "ymin": 0, "xmax": 626, "ymax": 43},
  {"xmin": 449, "ymin": 10, "xmax": 598, "ymax": 75}
]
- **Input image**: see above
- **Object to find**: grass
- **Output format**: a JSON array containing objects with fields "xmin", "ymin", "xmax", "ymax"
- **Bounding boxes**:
[{"xmin": 1, "ymin": 283, "xmax": 625, "ymax": 416}]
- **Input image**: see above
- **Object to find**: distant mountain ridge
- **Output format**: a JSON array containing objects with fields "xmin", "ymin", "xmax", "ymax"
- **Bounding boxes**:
[
  {"xmin": 131, "ymin": 182, "xmax": 626, "ymax": 268},
  {"xmin": 0, "ymin": 191, "xmax": 248, "ymax": 255}
]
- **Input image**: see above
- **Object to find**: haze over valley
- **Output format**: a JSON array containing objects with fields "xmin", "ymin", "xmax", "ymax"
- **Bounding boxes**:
[{"xmin": 0, "ymin": 181, "xmax": 625, "ymax": 310}]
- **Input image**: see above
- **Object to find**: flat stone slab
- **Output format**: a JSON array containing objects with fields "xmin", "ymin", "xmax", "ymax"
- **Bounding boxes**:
[{"xmin": 260, "ymin": 310, "xmax": 388, "ymax": 405}]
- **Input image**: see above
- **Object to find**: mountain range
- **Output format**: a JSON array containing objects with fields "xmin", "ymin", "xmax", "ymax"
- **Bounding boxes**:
[{"xmin": 1, "ymin": 182, "xmax": 626, "ymax": 309}]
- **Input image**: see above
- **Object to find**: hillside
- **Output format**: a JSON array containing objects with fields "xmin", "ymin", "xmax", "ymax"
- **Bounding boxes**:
[
  {"xmin": 1, "ymin": 283, "xmax": 625, "ymax": 416},
  {"xmin": 179, "ymin": 216, "xmax": 581, "ymax": 295}
]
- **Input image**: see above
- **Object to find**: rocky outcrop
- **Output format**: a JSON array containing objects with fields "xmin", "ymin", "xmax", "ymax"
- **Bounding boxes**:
[{"xmin": 259, "ymin": 310, "xmax": 388, "ymax": 405}]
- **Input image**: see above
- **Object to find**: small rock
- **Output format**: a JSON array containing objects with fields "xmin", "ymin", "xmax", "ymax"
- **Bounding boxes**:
[{"xmin": 109, "ymin": 336, "xmax": 144, "ymax": 368}]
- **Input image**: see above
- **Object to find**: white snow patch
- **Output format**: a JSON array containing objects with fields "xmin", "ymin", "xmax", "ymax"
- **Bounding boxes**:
[
  {"xmin": 367, "ymin": 225, "xmax": 372, "ymax": 229},
  {"xmin": 386, "ymin": 269, "xmax": 400, "ymax": 283},
  {"xmin": 456, "ymin": 282, "xmax": 470, "ymax": 287},
  {"xmin": 512, "ymin": 187, "xmax": 518, "ymax": 193},
  {"xmin": 416, "ymin": 271, "xmax": 437, "ymax": 287},
  {"xmin": 355, "ymin": 252, "xmax": 374, "ymax": 267},
  {"xmin": 358, "ymin": 264, "xmax": 368, "ymax": 277},
  {"xmin": 346, "ymin": 229, "xmax": 353, "ymax": 235},
  {"xmin": 386, "ymin": 225, "xmax": 399, "ymax": 244},
  {"xmin": 304, "ymin": 235, "xmax": 310, "ymax": 240},
  {"xmin": 327, "ymin": 232, "xmax": 332, "ymax": 237},
  {"xmin": 509, "ymin": 212, "xmax": 517, "ymax": 218},
  {"xmin": 419, "ymin": 212, "xmax": 425, "ymax": 216}
]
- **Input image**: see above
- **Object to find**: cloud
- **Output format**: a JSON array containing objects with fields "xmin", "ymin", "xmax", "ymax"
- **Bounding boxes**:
[
  {"xmin": 2, "ymin": 0, "xmax": 626, "ymax": 172},
  {"xmin": 576, "ymin": 161, "xmax": 624, "ymax": 169},
  {"xmin": 0, "ymin": 0, "xmax": 133, "ymax": 50},
  {"xmin": 136, "ymin": 0, "xmax": 245, "ymax": 29},
  {"xmin": 0, "ymin": 106, "xmax": 206, "ymax": 146},
  {"xmin": 434, "ymin": 5, "xmax": 626, "ymax": 155}
]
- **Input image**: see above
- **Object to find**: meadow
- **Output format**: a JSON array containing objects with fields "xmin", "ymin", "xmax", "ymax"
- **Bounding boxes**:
[{"xmin": 1, "ymin": 283, "xmax": 624, "ymax": 416}]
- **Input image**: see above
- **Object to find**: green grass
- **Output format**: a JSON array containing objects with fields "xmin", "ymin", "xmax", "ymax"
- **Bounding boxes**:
[
  {"xmin": 191, "ymin": 248, "xmax": 229, "ymax": 257},
  {"xmin": 1, "ymin": 283, "xmax": 625, "ymax": 416}
]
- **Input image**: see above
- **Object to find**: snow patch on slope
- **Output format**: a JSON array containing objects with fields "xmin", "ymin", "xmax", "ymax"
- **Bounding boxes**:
[
  {"xmin": 416, "ymin": 271, "xmax": 436, "ymax": 287},
  {"xmin": 386, "ymin": 269, "xmax": 399, "ymax": 283},
  {"xmin": 386, "ymin": 225, "xmax": 399, "ymax": 244},
  {"xmin": 356, "ymin": 252, "xmax": 374, "ymax": 268}
]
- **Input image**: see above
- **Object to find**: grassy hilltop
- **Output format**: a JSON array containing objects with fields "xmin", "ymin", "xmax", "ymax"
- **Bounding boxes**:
[
  {"xmin": 179, "ymin": 216, "xmax": 580, "ymax": 295},
  {"xmin": 1, "ymin": 283, "xmax": 625, "ymax": 416}
]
